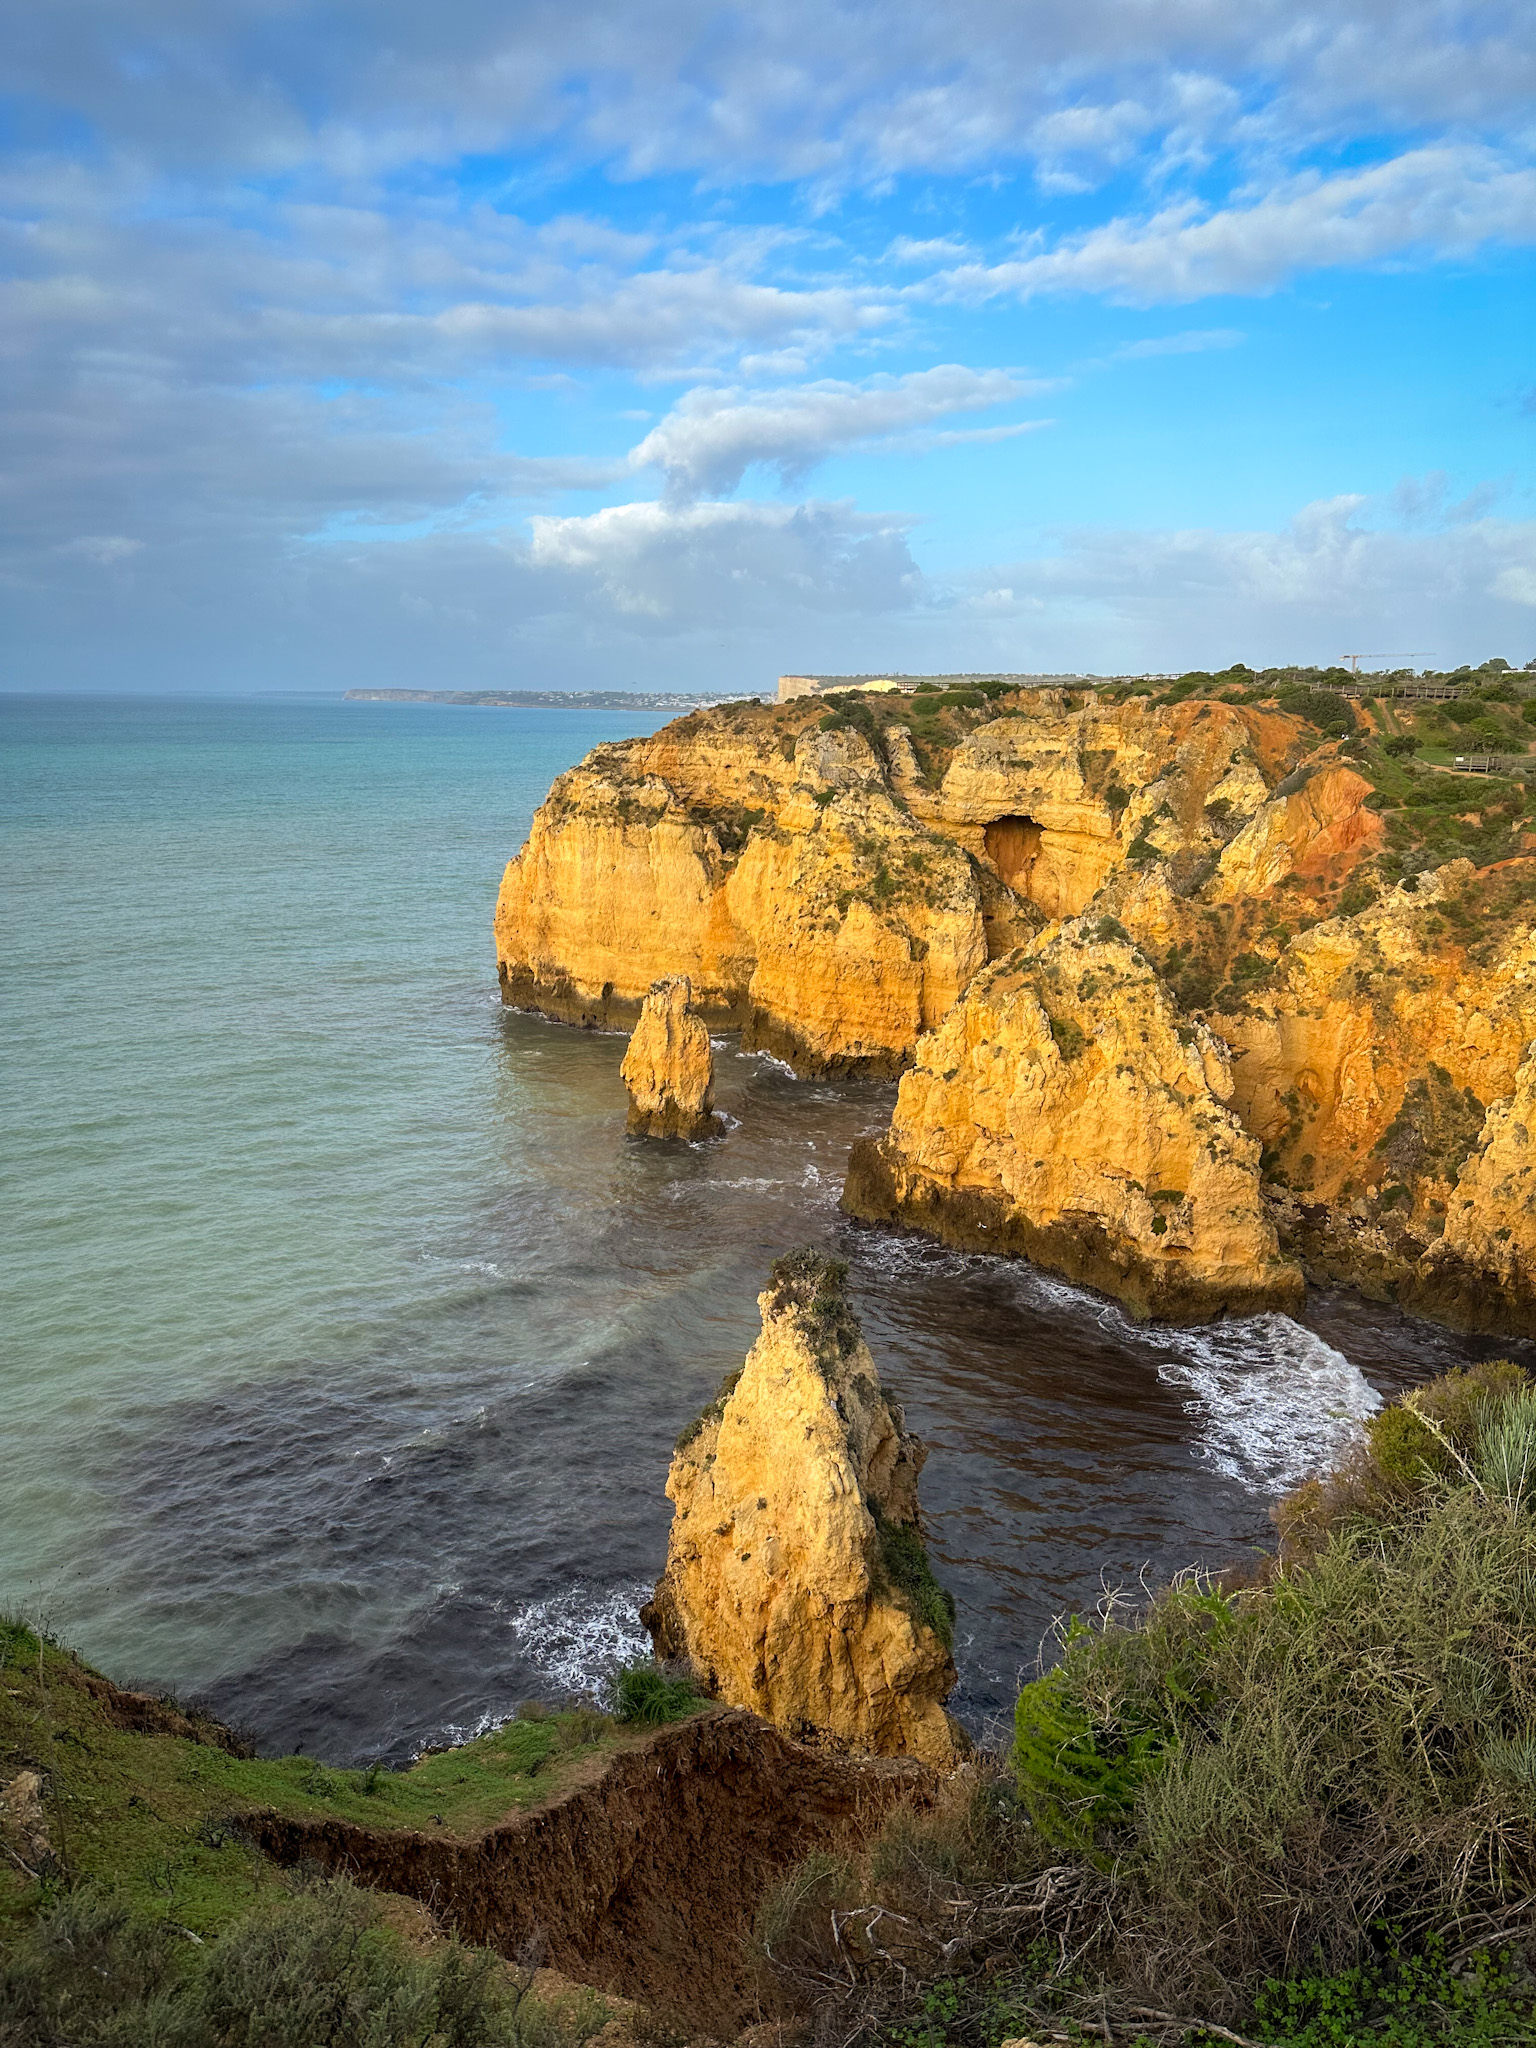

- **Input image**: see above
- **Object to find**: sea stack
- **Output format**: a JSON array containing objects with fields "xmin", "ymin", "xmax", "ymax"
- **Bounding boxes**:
[
  {"xmin": 643, "ymin": 1251, "xmax": 960, "ymax": 1768},
  {"xmin": 621, "ymin": 977, "xmax": 722, "ymax": 1140}
]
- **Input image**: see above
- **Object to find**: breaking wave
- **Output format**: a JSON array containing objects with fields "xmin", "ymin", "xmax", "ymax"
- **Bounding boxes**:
[
  {"xmin": 1152, "ymin": 1315, "xmax": 1381, "ymax": 1496},
  {"xmin": 501, "ymin": 1582, "xmax": 653, "ymax": 1700}
]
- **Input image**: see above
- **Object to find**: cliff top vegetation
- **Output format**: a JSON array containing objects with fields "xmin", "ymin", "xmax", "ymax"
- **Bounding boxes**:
[
  {"xmin": 0, "ymin": 1625, "xmax": 693, "ymax": 1939},
  {"xmin": 757, "ymin": 1360, "xmax": 1536, "ymax": 2048}
]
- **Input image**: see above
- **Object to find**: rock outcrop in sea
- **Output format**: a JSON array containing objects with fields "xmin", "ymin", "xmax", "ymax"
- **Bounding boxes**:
[
  {"xmin": 643, "ymin": 1251, "xmax": 959, "ymax": 1767},
  {"xmin": 620, "ymin": 976, "xmax": 722, "ymax": 1139},
  {"xmin": 496, "ymin": 682, "xmax": 1536, "ymax": 1334}
]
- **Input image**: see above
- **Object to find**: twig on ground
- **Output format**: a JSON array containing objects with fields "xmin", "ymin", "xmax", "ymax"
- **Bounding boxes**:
[{"xmin": 1129, "ymin": 2008, "xmax": 1279, "ymax": 2048}]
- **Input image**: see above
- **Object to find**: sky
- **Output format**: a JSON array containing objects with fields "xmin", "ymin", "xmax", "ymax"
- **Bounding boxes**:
[{"xmin": 2, "ymin": 1, "xmax": 1533, "ymax": 693}]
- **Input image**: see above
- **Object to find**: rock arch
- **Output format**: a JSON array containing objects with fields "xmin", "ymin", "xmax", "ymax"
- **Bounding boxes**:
[{"xmin": 983, "ymin": 814, "xmax": 1044, "ymax": 896}]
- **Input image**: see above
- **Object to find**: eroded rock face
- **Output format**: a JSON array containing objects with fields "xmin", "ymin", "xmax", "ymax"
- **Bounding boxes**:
[
  {"xmin": 1413, "ymin": 1043, "xmax": 1536, "ymax": 1331},
  {"xmin": 496, "ymin": 690, "xmax": 1536, "ymax": 1335},
  {"xmin": 493, "ymin": 695, "xmax": 1314, "ymax": 1076},
  {"xmin": 644, "ymin": 1253, "xmax": 959, "ymax": 1767},
  {"xmin": 1207, "ymin": 861, "xmax": 1536, "ymax": 1325},
  {"xmin": 621, "ymin": 977, "xmax": 722, "ymax": 1140},
  {"xmin": 844, "ymin": 922, "xmax": 1304, "ymax": 1322}
]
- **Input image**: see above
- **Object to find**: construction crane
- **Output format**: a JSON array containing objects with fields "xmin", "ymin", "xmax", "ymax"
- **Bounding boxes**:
[{"xmin": 1338, "ymin": 653, "xmax": 1434, "ymax": 674}]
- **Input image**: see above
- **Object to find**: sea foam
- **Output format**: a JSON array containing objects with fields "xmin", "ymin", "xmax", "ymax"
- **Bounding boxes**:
[{"xmin": 1151, "ymin": 1313, "xmax": 1380, "ymax": 1495}]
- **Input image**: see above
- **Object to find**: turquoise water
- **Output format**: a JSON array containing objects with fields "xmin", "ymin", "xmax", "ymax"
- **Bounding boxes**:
[{"xmin": 3, "ymin": 694, "xmax": 1518, "ymax": 1762}]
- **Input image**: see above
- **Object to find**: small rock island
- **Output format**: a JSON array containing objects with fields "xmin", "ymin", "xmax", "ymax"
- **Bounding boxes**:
[{"xmin": 620, "ymin": 976, "xmax": 722, "ymax": 1140}]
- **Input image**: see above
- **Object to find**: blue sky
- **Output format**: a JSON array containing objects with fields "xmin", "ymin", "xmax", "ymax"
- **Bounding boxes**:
[{"xmin": 2, "ymin": 1, "xmax": 1533, "ymax": 691}]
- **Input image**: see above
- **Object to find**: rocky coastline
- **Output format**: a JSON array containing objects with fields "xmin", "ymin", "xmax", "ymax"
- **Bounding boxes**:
[{"xmin": 495, "ymin": 678, "xmax": 1536, "ymax": 1335}]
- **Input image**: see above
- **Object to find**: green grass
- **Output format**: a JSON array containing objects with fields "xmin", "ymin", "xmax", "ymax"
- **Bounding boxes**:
[
  {"xmin": 607, "ymin": 1664, "xmax": 704, "ymax": 1727},
  {"xmin": 871, "ymin": 1511, "xmax": 956, "ymax": 1652},
  {"xmin": 0, "ymin": 1621, "xmax": 670, "ymax": 1938},
  {"xmin": 1011, "ymin": 1361, "xmax": 1536, "ymax": 2002}
]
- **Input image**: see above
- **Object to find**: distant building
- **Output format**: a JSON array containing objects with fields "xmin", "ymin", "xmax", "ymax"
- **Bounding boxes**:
[{"xmin": 776, "ymin": 672, "xmax": 1092, "ymax": 702}]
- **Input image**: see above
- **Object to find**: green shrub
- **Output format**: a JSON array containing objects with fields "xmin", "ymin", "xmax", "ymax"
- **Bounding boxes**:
[
  {"xmin": 1047, "ymin": 1013, "xmax": 1087, "ymax": 1059},
  {"xmin": 1254, "ymin": 1930, "xmax": 1533, "ymax": 2047},
  {"xmin": 0, "ymin": 1879, "xmax": 602, "ymax": 2048},
  {"xmin": 765, "ymin": 1247, "xmax": 862, "ymax": 1364},
  {"xmin": 871, "ymin": 1509, "xmax": 956, "ymax": 1650},
  {"xmin": 607, "ymin": 1663, "xmax": 703, "ymax": 1726},
  {"xmin": 1275, "ymin": 685, "xmax": 1358, "ymax": 737},
  {"xmin": 1011, "ymin": 1366, "xmax": 1536, "ymax": 2005},
  {"xmin": 1012, "ymin": 1665, "xmax": 1161, "ymax": 1853}
]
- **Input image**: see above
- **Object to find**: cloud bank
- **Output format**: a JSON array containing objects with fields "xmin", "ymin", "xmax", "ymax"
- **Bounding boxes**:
[{"xmin": 2, "ymin": 0, "xmax": 1532, "ymax": 687}]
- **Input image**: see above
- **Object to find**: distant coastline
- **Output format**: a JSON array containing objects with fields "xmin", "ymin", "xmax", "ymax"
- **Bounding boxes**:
[{"xmin": 344, "ymin": 686, "xmax": 762, "ymax": 711}]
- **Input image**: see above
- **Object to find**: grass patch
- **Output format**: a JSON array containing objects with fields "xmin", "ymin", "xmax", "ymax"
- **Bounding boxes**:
[
  {"xmin": 607, "ymin": 1665, "xmax": 704, "ymax": 1727},
  {"xmin": 1046, "ymin": 1013, "xmax": 1088, "ymax": 1060},
  {"xmin": 0, "ymin": 1621, "xmax": 641, "ymax": 1937},
  {"xmin": 1371, "ymin": 1062, "xmax": 1486, "ymax": 1189},
  {"xmin": 870, "ymin": 1509, "xmax": 956, "ymax": 1652},
  {"xmin": 766, "ymin": 1248, "xmax": 863, "ymax": 1370}
]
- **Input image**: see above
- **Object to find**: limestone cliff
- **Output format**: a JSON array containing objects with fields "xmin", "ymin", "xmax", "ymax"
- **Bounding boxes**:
[
  {"xmin": 643, "ymin": 1252, "xmax": 959, "ymax": 1767},
  {"xmin": 844, "ymin": 922, "xmax": 1303, "ymax": 1322},
  {"xmin": 1210, "ymin": 859, "xmax": 1536, "ymax": 1324},
  {"xmin": 621, "ymin": 977, "xmax": 722, "ymax": 1140},
  {"xmin": 495, "ymin": 689, "xmax": 1315, "ymax": 1075},
  {"xmin": 498, "ymin": 680, "xmax": 1536, "ymax": 1333},
  {"xmin": 495, "ymin": 720, "xmax": 988, "ymax": 1073},
  {"xmin": 1417, "ymin": 1041, "xmax": 1536, "ymax": 1331}
]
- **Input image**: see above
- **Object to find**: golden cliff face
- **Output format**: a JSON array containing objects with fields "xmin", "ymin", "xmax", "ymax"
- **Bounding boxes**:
[
  {"xmin": 844, "ymin": 921, "xmax": 1304, "ymax": 1322},
  {"xmin": 643, "ymin": 1253, "xmax": 958, "ymax": 1767},
  {"xmin": 499, "ymin": 684, "xmax": 1536, "ymax": 1332},
  {"xmin": 910, "ymin": 693, "xmax": 1307, "ymax": 920},
  {"xmin": 1206, "ymin": 858, "xmax": 1536, "ymax": 1324},
  {"xmin": 495, "ymin": 720, "xmax": 989, "ymax": 1072},
  {"xmin": 1420, "ymin": 1041, "xmax": 1536, "ymax": 1330},
  {"xmin": 620, "ymin": 977, "xmax": 722, "ymax": 1140},
  {"xmin": 495, "ymin": 691, "xmax": 1312, "ymax": 1074}
]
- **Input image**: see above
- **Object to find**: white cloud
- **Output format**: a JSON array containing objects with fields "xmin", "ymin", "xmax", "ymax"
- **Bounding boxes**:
[
  {"xmin": 9, "ymin": 0, "xmax": 1535, "ymax": 191},
  {"xmin": 884, "ymin": 235, "xmax": 975, "ymax": 264},
  {"xmin": 526, "ymin": 496, "xmax": 923, "ymax": 622},
  {"xmin": 932, "ymin": 146, "xmax": 1536, "ymax": 304},
  {"xmin": 628, "ymin": 365, "xmax": 1043, "ymax": 495},
  {"xmin": 1113, "ymin": 328, "xmax": 1245, "ymax": 358},
  {"xmin": 1028, "ymin": 98, "xmax": 1155, "ymax": 190},
  {"xmin": 952, "ymin": 490, "xmax": 1536, "ymax": 666}
]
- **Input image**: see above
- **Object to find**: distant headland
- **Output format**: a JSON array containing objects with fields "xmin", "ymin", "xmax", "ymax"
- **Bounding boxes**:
[{"xmin": 344, "ymin": 687, "xmax": 763, "ymax": 710}]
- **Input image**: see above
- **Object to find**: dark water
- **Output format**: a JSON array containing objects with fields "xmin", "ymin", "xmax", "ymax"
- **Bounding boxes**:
[{"xmin": 4, "ymin": 693, "xmax": 1522, "ymax": 1764}]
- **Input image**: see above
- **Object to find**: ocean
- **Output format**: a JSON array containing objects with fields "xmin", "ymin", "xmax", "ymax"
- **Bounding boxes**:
[{"xmin": 2, "ymin": 692, "xmax": 1518, "ymax": 1762}]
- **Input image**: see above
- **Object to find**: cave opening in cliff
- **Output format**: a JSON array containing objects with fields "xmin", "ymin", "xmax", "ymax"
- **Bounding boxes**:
[{"xmin": 984, "ymin": 814, "xmax": 1044, "ymax": 896}]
